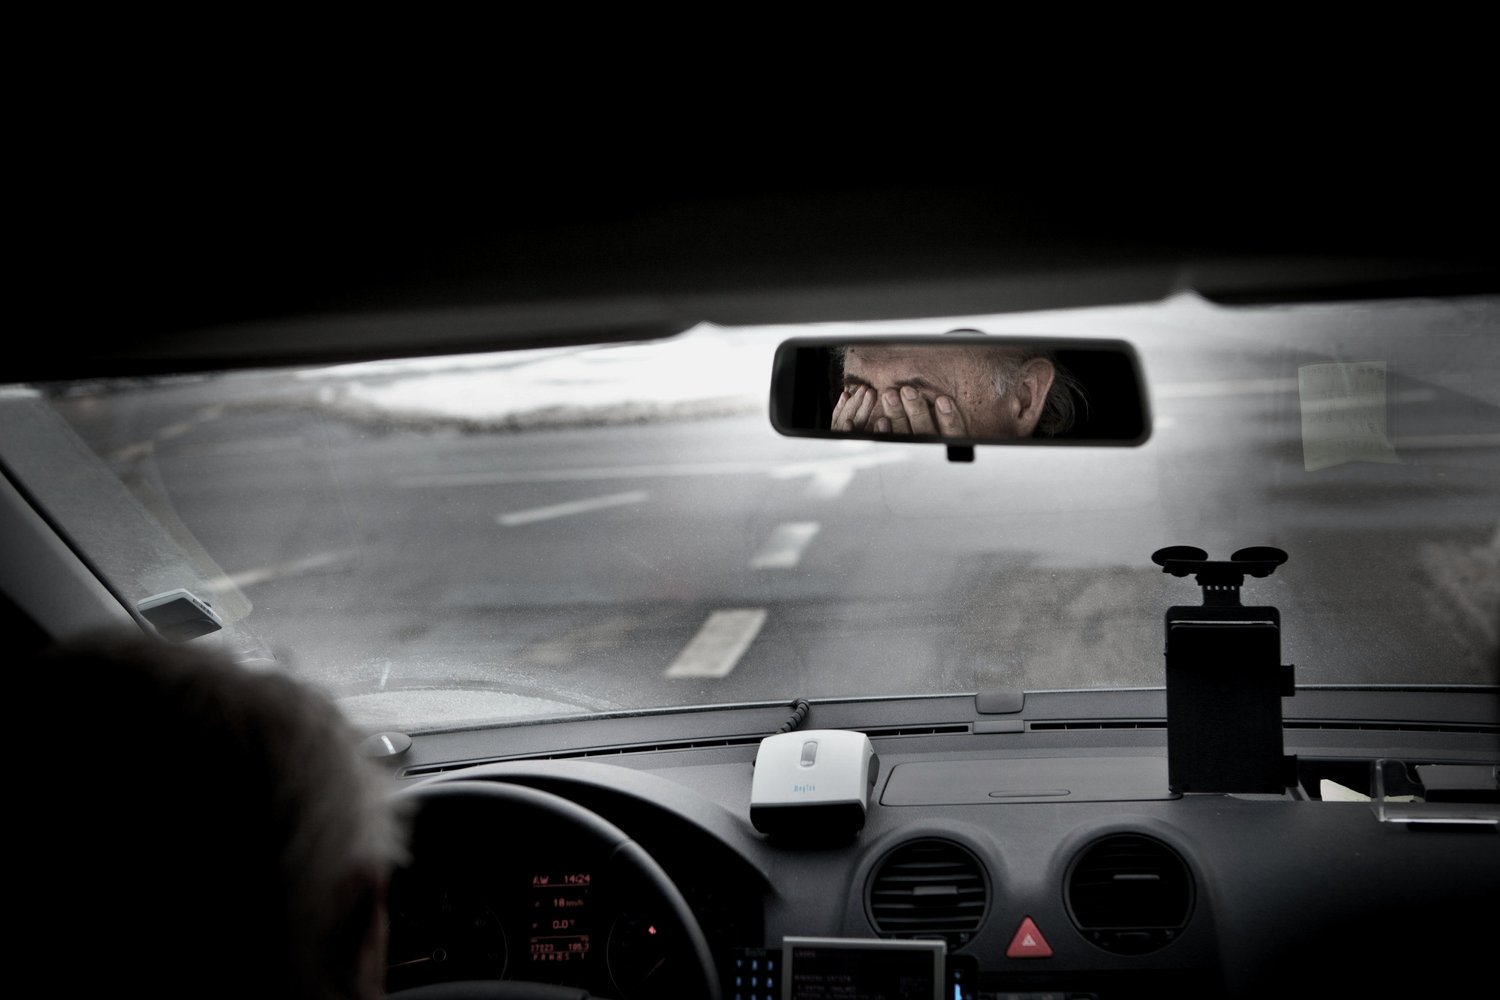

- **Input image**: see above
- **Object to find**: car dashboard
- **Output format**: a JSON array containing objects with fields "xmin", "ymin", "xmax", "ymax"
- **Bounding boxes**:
[{"xmin": 378, "ymin": 686, "xmax": 1499, "ymax": 1000}]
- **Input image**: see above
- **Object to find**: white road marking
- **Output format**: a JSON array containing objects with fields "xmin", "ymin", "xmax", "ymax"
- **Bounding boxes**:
[
  {"xmin": 1157, "ymin": 379, "xmax": 1441, "ymax": 403},
  {"xmin": 110, "ymin": 442, "xmax": 155, "ymax": 463},
  {"xmin": 218, "ymin": 550, "xmax": 350, "ymax": 589},
  {"xmin": 1155, "ymin": 377, "xmax": 1299, "ymax": 399},
  {"xmin": 771, "ymin": 452, "xmax": 910, "ymax": 498},
  {"xmin": 804, "ymin": 467, "xmax": 855, "ymax": 499},
  {"xmin": 664, "ymin": 609, "xmax": 768, "ymax": 678},
  {"xmin": 156, "ymin": 420, "xmax": 195, "ymax": 440},
  {"xmin": 497, "ymin": 490, "xmax": 648, "ymax": 527},
  {"xmin": 400, "ymin": 452, "xmax": 909, "ymax": 490},
  {"xmin": 750, "ymin": 522, "xmax": 821, "ymax": 569},
  {"xmin": 404, "ymin": 461, "xmax": 778, "ymax": 487},
  {"xmin": 195, "ymin": 435, "xmax": 309, "ymax": 456},
  {"xmin": 379, "ymin": 661, "xmax": 392, "ymax": 690},
  {"xmin": 110, "ymin": 407, "xmax": 225, "ymax": 463}
]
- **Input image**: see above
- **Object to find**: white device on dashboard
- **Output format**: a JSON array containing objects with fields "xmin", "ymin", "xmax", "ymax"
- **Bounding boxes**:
[{"xmin": 750, "ymin": 729, "xmax": 878, "ymax": 838}]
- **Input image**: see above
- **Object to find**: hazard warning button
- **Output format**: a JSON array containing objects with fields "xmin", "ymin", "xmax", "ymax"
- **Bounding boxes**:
[{"xmin": 1005, "ymin": 915, "xmax": 1054, "ymax": 958}]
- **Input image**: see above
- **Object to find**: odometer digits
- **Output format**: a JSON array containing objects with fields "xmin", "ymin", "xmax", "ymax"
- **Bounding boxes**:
[{"xmin": 528, "ymin": 871, "xmax": 593, "ymax": 966}]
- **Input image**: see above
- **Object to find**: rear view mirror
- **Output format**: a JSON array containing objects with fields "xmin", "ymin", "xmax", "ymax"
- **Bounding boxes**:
[{"xmin": 769, "ymin": 334, "xmax": 1151, "ymax": 446}]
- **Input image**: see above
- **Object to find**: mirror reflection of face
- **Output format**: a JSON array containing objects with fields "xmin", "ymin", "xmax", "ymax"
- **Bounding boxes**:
[{"xmin": 834, "ymin": 345, "xmax": 1056, "ymax": 439}]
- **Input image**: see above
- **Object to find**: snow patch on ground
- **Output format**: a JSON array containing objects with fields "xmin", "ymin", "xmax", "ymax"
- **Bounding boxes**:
[{"xmin": 307, "ymin": 324, "xmax": 788, "ymax": 428}]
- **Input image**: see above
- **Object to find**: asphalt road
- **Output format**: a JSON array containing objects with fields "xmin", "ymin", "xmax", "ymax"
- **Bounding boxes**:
[{"xmin": 37, "ymin": 321, "xmax": 1498, "ymax": 733}]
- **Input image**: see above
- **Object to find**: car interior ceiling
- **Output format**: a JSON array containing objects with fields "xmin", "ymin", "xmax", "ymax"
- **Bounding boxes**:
[{"xmin": 19, "ymin": 179, "xmax": 1500, "ymax": 380}]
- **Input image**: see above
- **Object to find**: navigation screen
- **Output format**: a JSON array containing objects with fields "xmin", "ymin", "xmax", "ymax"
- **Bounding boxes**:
[
  {"xmin": 783, "ymin": 937, "xmax": 944, "ymax": 1000},
  {"xmin": 527, "ymin": 871, "xmax": 592, "ymax": 966}
]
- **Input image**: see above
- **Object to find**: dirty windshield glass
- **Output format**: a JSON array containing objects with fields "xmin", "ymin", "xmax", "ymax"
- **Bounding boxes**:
[{"xmin": 6, "ymin": 293, "xmax": 1497, "ymax": 731}]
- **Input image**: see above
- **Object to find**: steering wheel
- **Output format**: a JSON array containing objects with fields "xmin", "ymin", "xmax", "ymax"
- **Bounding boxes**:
[{"xmin": 384, "ymin": 779, "xmax": 722, "ymax": 1000}]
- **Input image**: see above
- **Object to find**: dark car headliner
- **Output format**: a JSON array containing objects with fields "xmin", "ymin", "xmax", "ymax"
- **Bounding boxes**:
[{"xmin": 18, "ymin": 172, "xmax": 1499, "ymax": 383}]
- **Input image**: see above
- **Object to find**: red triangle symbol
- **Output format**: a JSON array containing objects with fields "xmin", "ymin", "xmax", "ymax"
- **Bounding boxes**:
[{"xmin": 1006, "ymin": 916, "xmax": 1053, "ymax": 958}]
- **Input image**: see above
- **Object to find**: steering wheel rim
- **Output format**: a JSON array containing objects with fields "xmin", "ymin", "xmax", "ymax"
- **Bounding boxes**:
[{"xmin": 384, "ymin": 779, "xmax": 722, "ymax": 1000}]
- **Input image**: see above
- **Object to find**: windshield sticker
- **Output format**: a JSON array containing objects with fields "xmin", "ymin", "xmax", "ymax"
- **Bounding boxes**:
[{"xmin": 1298, "ymin": 361, "xmax": 1401, "ymax": 472}]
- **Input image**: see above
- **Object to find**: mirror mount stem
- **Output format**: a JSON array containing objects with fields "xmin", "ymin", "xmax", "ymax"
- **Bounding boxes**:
[
  {"xmin": 1153, "ymin": 546, "xmax": 1298, "ymax": 795},
  {"xmin": 946, "ymin": 445, "xmax": 974, "ymax": 463}
]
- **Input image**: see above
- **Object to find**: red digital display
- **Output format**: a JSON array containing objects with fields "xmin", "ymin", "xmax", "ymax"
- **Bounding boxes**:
[{"xmin": 527, "ymin": 872, "xmax": 592, "ymax": 964}]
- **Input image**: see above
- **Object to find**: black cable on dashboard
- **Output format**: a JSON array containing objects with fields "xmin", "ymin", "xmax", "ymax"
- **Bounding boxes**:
[{"xmin": 774, "ymin": 698, "xmax": 811, "ymax": 734}]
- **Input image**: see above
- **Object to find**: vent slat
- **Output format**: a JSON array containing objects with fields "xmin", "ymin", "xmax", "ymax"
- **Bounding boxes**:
[
  {"xmin": 867, "ymin": 840, "xmax": 989, "ymax": 948},
  {"xmin": 1066, "ymin": 834, "xmax": 1193, "ymax": 956},
  {"xmin": 875, "ymin": 873, "xmax": 983, "ymax": 882}
]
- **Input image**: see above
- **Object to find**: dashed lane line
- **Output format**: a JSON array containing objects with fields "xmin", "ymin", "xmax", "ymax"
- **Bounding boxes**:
[
  {"xmin": 750, "ymin": 522, "xmax": 822, "ymax": 569},
  {"xmin": 664, "ymin": 609, "xmax": 768, "ymax": 679},
  {"xmin": 216, "ymin": 550, "xmax": 350, "ymax": 590},
  {"xmin": 497, "ymin": 490, "xmax": 648, "ymax": 527}
]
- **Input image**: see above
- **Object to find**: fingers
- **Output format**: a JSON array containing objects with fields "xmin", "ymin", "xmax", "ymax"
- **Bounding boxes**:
[
  {"xmin": 876, "ymin": 390, "xmax": 905, "ymax": 433},
  {"xmin": 838, "ymin": 386, "xmax": 961, "ymax": 437},
  {"xmin": 849, "ymin": 387, "xmax": 877, "ymax": 430},
  {"xmin": 901, "ymin": 386, "xmax": 937, "ymax": 435},
  {"xmin": 879, "ymin": 388, "xmax": 913, "ymax": 434},
  {"xmin": 933, "ymin": 395, "xmax": 967, "ymax": 438},
  {"xmin": 831, "ymin": 388, "xmax": 853, "ymax": 430},
  {"xmin": 876, "ymin": 386, "xmax": 939, "ymax": 436},
  {"xmin": 832, "ymin": 386, "xmax": 878, "ymax": 432}
]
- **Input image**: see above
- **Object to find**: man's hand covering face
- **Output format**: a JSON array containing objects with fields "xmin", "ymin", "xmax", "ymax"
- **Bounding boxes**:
[{"xmin": 834, "ymin": 344, "xmax": 1056, "ymax": 439}]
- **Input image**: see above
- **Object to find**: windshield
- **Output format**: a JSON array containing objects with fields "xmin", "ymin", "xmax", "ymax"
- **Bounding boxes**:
[{"xmin": 4, "ymin": 292, "xmax": 1497, "ymax": 732}]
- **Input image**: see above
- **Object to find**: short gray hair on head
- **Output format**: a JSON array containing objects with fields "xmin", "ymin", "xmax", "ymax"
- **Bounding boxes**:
[
  {"xmin": 941, "ymin": 330, "xmax": 1082, "ymax": 436},
  {"xmin": 984, "ymin": 348, "xmax": 1081, "ymax": 437}
]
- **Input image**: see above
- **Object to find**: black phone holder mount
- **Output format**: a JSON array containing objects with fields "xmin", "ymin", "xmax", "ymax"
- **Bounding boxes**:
[{"xmin": 1152, "ymin": 546, "xmax": 1297, "ymax": 794}]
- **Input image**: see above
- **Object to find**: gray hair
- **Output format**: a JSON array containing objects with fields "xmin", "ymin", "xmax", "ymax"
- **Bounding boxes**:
[{"xmin": 987, "ymin": 348, "xmax": 1082, "ymax": 437}]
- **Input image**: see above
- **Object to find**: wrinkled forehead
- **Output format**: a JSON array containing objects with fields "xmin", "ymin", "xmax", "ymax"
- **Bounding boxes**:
[{"xmin": 842, "ymin": 344, "xmax": 1014, "ymax": 382}]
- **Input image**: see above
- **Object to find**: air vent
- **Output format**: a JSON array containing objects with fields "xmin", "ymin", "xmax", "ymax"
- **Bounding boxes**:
[
  {"xmin": 1066, "ymin": 834, "xmax": 1193, "ymax": 955},
  {"xmin": 1284, "ymin": 719, "xmax": 1497, "ymax": 735},
  {"xmin": 866, "ymin": 839, "xmax": 988, "ymax": 949},
  {"xmin": 1029, "ymin": 719, "xmax": 1497, "ymax": 735},
  {"xmin": 1029, "ymin": 720, "xmax": 1166, "ymax": 732},
  {"xmin": 858, "ymin": 724, "xmax": 971, "ymax": 738}
]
